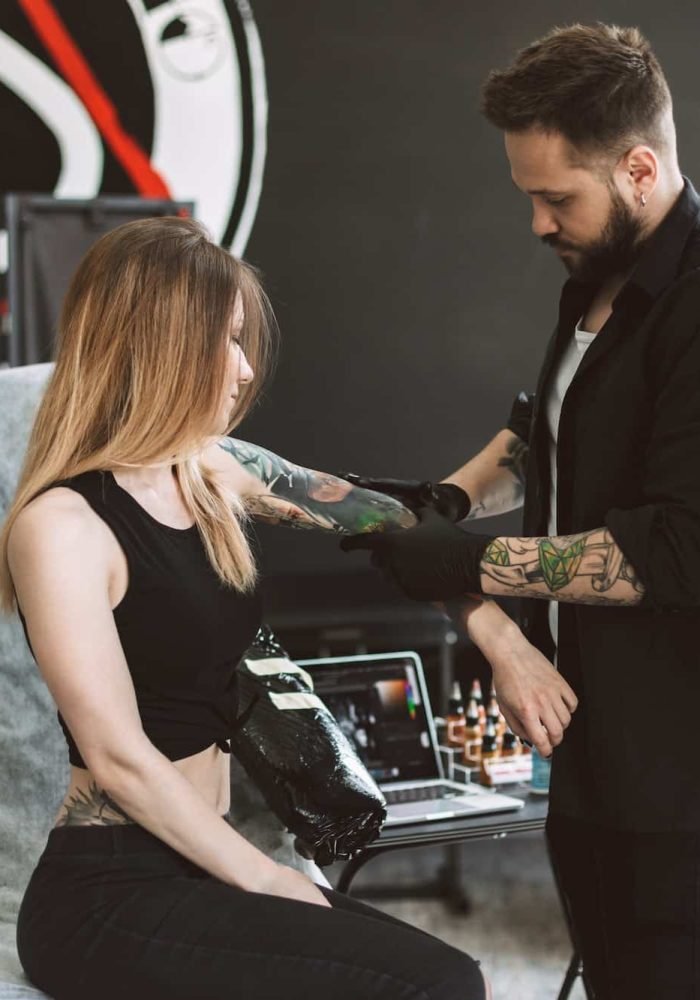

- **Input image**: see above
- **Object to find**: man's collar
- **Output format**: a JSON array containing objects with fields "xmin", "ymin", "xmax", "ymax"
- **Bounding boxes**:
[
  {"xmin": 626, "ymin": 175, "xmax": 700, "ymax": 301},
  {"xmin": 558, "ymin": 176, "xmax": 700, "ymax": 318}
]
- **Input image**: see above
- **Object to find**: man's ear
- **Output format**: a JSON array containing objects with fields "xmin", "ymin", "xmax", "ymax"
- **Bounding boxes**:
[{"xmin": 619, "ymin": 145, "xmax": 658, "ymax": 203}]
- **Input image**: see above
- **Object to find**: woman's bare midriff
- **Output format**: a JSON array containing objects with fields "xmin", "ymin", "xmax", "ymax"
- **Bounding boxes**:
[{"xmin": 51, "ymin": 743, "xmax": 231, "ymax": 827}]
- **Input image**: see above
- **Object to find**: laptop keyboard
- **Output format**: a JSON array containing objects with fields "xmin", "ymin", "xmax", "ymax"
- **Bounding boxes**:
[{"xmin": 384, "ymin": 785, "xmax": 452, "ymax": 805}]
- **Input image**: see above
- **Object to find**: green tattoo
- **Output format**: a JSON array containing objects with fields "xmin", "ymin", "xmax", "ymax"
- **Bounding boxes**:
[
  {"xmin": 217, "ymin": 437, "xmax": 416, "ymax": 534},
  {"xmin": 480, "ymin": 527, "xmax": 645, "ymax": 606},
  {"xmin": 538, "ymin": 537, "xmax": 586, "ymax": 592},
  {"xmin": 484, "ymin": 538, "xmax": 510, "ymax": 566}
]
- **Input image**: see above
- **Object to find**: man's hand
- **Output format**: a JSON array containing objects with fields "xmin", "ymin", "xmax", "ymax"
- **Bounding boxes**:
[
  {"xmin": 464, "ymin": 611, "xmax": 578, "ymax": 757},
  {"xmin": 338, "ymin": 473, "xmax": 471, "ymax": 522},
  {"xmin": 340, "ymin": 506, "xmax": 494, "ymax": 600}
]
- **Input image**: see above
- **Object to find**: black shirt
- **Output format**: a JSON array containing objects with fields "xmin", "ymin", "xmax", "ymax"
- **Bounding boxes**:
[
  {"xmin": 18, "ymin": 470, "xmax": 262, "ymax": 768},
  {"xmin": 514, "ymin": 177, "xmax": 700, "ymax": 831}
]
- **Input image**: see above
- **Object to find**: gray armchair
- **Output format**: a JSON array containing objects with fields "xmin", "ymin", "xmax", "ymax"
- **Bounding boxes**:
[{"xmin": 0, "ymin": 363, "xmax": 327, "ymax": 998}]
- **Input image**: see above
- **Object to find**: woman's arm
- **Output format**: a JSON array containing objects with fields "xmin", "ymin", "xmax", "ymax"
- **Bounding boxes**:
[
  {"xmin": 7, "ymin": 492, "xmax": 328, "ymax": 906},
  {"xmin": 214, "ymin": 436, "xmax": 418, "ymax": 533}
]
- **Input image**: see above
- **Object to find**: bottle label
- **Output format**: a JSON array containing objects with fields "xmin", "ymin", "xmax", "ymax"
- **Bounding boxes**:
[{"xmin": 446, "ymin": 719, "xmax": 467, "ymax": 747}]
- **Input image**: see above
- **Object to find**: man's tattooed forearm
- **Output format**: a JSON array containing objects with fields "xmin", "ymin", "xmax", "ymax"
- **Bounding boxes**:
[
  {"xmin": 218, "ymin": 437, "xmax": 416, "ymax": 533},
  {"xmin": 466, "ymin": 500, "xmax": 487, "ymax": 521},
  {"xmin": 481, "ymin": 527, "xmax": 645, "ymax": 606},
  {"xmin": 497, "ymin": 435, "xmax": 528, "ymax": 504},
  {"xmin": 55, "ymin": 782, "xmax": 133, "ymax": 826}
]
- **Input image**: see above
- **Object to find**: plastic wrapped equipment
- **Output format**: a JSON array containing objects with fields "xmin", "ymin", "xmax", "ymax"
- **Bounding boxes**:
[{"xmin": 229, "ymin": 626, "xmax": 387, "ymax": 866}]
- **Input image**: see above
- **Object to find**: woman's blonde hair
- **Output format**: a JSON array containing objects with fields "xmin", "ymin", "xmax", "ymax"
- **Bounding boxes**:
[{"xmin": 0, "ymin": 216, "xmax": 277, "ymax": 612}]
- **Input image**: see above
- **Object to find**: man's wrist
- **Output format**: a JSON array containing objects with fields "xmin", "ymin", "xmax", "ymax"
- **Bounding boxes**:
[{"xmin": 459, "ymin": 598, "xmax": 521, "ymax": 654}]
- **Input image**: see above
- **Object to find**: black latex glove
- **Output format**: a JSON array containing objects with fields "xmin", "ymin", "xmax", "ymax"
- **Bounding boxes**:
[
  {"xmin": 506, "ymin": 390, "xmax": 535, "ymax": 445},
  {"xmin": 340, "ymin": 506, "xmax": 495, "ymax": 601},
  {"xmin": 338, "ymin": 473, "xmax": 471, "ymax": 523}
]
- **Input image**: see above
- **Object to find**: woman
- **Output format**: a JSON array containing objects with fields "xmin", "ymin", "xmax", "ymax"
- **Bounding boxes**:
[{"xmin": 0, "ymin": 217, "xmax": 566, "ymax": 999}]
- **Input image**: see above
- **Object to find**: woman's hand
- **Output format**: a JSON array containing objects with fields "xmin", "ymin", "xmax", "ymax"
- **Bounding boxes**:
[
  {"xmin": 454, "ymin": 599, "xmax": 578, "ymax": 758},
  {"xmin": 256, "ymin": 863, "xmax": 332, "ymax": 908}
]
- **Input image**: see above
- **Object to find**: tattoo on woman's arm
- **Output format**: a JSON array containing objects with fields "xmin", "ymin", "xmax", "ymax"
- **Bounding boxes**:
[{"xmin": 217, "ymin": 437, "xmax": 416, "ymax": 534}]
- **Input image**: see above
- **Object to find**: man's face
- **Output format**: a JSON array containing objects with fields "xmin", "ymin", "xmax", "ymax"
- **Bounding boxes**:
[{"xmin": 505, "ymin": 129, "xmax": 645, "ymax": 284}]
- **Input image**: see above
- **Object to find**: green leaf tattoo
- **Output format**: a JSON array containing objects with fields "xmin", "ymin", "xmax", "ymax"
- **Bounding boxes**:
[
  {"xmin": 539, "ymin": 538, "xmax": 586, "ymax": 592},
  {"xmin": 484, "ymin": 538, "xmax": 511, "ymax": 566},
  {"xmin": 479, "ymin": 527, "xmax": 645, "ymax": 606}
]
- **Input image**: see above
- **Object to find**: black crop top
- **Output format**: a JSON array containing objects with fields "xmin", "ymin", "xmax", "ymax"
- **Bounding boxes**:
[{"xmin": 18, "ymin": 469, "xmax": 262, "ymax": 768}]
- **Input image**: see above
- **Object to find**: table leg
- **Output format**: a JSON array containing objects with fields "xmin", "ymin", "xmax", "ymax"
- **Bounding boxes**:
[
  {"xmin": 336, "ymin": 847, "xmax": 386, "ymax": 894},
  {"xmin": 336, "ymin": 842, "xmax": 473, "ymax": 913},
  {"xmin": 433, "ymin": 843, "xmax": 472, "ymax": 914}
]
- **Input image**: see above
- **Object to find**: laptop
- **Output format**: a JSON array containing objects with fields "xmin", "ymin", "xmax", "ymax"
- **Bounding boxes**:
[{"xmin": 296, "ymin": 651, "xmax": 525, "ymax": 826}]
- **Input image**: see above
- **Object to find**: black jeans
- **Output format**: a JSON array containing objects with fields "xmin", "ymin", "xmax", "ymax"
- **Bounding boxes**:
[
  {"xmin": 17, "ymin": 816, "xmax": 485, "ymax": 1000},
  {"xmin": 547, "ymin": 813, "xmax": 700, "ymax": 1000}
]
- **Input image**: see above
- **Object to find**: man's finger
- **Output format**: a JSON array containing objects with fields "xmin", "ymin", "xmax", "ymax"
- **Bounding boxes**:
[
  {"xmin": 338, "ymin": 473, "xmax": 427, "ymax": 498},
  {"xmin": 549, "ymin": 696, "xmax": 572, "ymax": 732},
  {"xmin": 531, "ymin": 729, "xmax": 553, "ymax": 758},
  {"xmin": 539, "ymin": 706, "xmax": 564, "ymax": 748},
  {"xmin": 500, "ymin": 710, "xmax": 529, "ymax": 745},
  {"xmin": 560, "ymin": 687, "xmax": 579, "ymax": 713},
  {"xmin": 519, "ymin": 709, "xmax": 553, "ymax": 757},
  {"xmin": 338, "ymin": 472, "xmax": 376, "ymax": 490},
  {"xmin": 502, "ymin": 706, "xmax": 539, "ymax": 749}
]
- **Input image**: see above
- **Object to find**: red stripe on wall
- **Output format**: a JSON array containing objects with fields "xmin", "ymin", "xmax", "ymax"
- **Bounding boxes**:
[{"xmin": 19, "ymin": 0, "xmax": 172, "ymax": 198}]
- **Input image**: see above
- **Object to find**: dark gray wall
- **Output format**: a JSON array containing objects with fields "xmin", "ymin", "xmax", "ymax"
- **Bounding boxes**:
[{"xmin": 242, "ymin": 1, "xmax": 699, "ymax": 581}]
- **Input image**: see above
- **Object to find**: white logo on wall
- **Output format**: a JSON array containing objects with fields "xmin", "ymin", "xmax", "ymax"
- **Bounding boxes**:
[{"xmin": 0, "ymin": 0, "xmax": 267, "ymax": 256}]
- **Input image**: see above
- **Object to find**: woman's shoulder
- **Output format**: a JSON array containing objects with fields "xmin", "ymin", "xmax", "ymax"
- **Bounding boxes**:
[
  {"xmin": 9, "ymin": 485, "xmax": 106, "ymax": 568},
  {"xmin": 15, "ymin": 483, "xmax": 93, "ymax": 527},
  {"xmin": 198, "ymin": 436, "xmax": 262, "ymax": 497}
]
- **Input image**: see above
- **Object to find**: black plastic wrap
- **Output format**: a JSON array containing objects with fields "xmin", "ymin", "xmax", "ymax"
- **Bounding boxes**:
[{"xmin": 229, "ymin": 627, "xmax": 387, "ymax": 866}]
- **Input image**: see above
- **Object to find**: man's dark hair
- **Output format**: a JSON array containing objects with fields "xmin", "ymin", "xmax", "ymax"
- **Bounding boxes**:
[{"xmin": 481, "ymin": 23, "xmax": 673, "ymax": 163}]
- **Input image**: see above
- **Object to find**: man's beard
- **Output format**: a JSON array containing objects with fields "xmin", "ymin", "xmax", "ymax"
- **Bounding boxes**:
[{"xmin": 543, "ymin": 186, "xmax": 646, "ymax": 284}]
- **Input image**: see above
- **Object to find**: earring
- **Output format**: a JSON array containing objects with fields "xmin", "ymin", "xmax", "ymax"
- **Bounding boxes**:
[{"xmin": 640, "ymin": 193, "xmax": 647, "ymax": 207}]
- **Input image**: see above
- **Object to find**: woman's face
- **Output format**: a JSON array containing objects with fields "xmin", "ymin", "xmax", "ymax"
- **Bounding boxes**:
[{"xmin": 218, "ymin": 291, "xmax": 254, "ymax": 432}]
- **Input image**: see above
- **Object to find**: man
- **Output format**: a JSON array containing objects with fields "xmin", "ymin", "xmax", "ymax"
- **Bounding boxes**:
[{"xmin": 342, "ymin": 23, "xmax": 700, "ymax": 999}]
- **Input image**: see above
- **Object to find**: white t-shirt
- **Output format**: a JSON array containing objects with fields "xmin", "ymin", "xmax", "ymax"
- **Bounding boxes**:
[{"xmin": 545, "ymin": 319, "xmax": 596, "ymax": 650}]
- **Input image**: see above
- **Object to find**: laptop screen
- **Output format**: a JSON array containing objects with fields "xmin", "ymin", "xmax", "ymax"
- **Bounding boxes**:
[{"xmin": 300, "ymin": 655, "xmax": 438, "ymax": 784}]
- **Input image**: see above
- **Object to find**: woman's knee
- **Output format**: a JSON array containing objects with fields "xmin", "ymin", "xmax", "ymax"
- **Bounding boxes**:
[{"xmin": 426, "ymin": 950, "xmax": 487, "ymax": 1000}]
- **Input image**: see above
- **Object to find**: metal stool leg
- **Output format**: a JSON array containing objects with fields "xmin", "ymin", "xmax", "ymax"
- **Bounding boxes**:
[{"xmin": 557, "ymin": 951, "xmax": 583, "ymax": 1000}]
